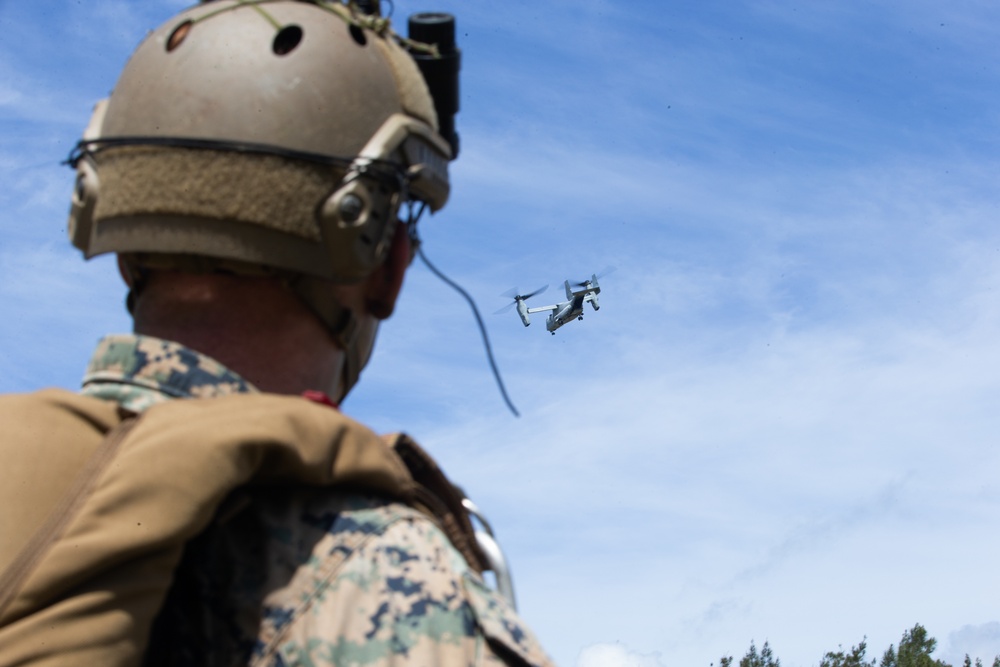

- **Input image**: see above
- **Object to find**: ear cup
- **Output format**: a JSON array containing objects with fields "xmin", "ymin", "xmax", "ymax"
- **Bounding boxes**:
[
  {"xmin": 68, "ymin": 159, "xmax": 99, "ymax": 253},
  {"xmin": 317, "ymin": 177, "xmax": 400, "ymax": 282}
]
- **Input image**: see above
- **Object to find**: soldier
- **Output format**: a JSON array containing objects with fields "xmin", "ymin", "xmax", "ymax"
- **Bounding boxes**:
[{"xmin": 0, "ymin": 1, "xmax": 553, "ymax": 665}]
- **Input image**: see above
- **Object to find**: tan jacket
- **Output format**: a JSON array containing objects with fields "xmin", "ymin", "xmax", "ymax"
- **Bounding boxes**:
[{"xmin": 0, "ymin": 389, "xmax": 487, "ymax": 665}]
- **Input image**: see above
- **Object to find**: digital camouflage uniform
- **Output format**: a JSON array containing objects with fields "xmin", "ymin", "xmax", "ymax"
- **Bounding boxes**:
[{"xmin": 81, "ymin": 334, "xmax": 554, "ymax": 667}]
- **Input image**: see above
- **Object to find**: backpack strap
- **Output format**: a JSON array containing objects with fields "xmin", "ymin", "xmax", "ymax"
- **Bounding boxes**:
[{"xmin": 0, "ymin": 414, "xmax": 137, "ymax": 619}]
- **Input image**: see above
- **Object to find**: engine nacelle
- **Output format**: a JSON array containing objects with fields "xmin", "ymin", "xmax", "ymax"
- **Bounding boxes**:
[{"xmin": 516, "ymin": 299, "xmax": 531, "ymax": 326}]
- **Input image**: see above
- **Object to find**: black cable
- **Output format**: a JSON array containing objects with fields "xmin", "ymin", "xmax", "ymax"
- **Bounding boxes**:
[{"xmin": 417, "ymin": 246, "xmax": 520, "ymax": 418}]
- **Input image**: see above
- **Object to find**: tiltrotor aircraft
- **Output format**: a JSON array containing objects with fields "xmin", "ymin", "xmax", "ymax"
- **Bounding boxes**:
[{"xmin": 496, "ymin": 274, "xmax": 604, "ymax": 334}]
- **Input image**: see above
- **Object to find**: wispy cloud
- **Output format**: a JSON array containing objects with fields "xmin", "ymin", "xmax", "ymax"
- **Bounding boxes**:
[
  {"xmin": 576, "ymin": 643, "xmax": 666, "ymax": 667},
  {"xmin": 941, "ymin": 623, "xmax": 1000, "ymax": 666},
  {"xmin": 0, "ymin": 245, "xmax": 130, "ymax": 391}
]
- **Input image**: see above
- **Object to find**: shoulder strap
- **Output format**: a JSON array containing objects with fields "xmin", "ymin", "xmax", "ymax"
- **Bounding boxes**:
[{"xmin": 0, "ymin": 415, "xmax": 137, "ymax": 619}]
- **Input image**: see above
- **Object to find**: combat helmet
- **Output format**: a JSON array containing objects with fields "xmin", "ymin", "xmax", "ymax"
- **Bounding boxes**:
[{"xmin": 67, "ymin": 0, "xmax": 456, "ymax": 399}]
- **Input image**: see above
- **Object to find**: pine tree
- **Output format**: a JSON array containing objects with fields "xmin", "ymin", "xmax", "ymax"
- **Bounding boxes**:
[
  {"xmin": 874, "ymin": 625, "xmax": 950, "ymax": 667},
  {"xmin": 725, "ymin": 622, "xmax": 1000, "ymax": 667},
  {"xmin": 739, "ymin": 640, "xmax": 780, "ymax": 667},
  {"xmin": 821, "ymin": 639, "xmax": 876, "ymax": 667},
  {"xmin": 898, "ymin": 624, "xmax": 949, "ymax": 667}
]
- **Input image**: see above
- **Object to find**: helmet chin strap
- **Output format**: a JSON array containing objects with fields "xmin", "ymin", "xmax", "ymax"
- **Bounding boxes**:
[
  {"xmin": 343, "ymin": 317, "xmax": 379, "ymax": 402},
  {"xmin": 288, "ymin": 275, "xmax": 378, "ymax": 403}
]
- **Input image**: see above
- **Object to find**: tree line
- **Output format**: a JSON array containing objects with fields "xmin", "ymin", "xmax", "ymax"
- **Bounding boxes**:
[{"xmin": 713, "ymin": 624, "xmax": 999, "ymax": 667}]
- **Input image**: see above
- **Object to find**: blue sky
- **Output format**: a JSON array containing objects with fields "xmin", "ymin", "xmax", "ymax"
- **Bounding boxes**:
[{"xmin": 2, "ymin": 1, "xmax": 1000, "ymax": 666}]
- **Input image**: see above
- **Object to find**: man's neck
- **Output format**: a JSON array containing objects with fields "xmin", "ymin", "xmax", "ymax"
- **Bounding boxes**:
[{"xmin": 132, "ymin": 271, "xmax": 345, "ymax": 397}]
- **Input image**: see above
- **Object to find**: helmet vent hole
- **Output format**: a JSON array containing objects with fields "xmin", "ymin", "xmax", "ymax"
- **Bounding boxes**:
[
  {"xmin": 273, "ymin": 25, "xmax": 303, "ymax": 55},
  {"xmin": 349, "ymin": 24, "xmax": 367, "ymax": 46},
  {"xmin": 166, "ymin": 20, "xmax": 193, "ymax": 52}
]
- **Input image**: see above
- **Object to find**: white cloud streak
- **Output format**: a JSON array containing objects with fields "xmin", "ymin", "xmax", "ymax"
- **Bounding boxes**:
[
  {"xmin": 941, "ymin": 624, "xmax": 1000, "ymax": 667},
  {"xmin": 576, "ymin": 644, "xmax": 666, "ymax": 667}
]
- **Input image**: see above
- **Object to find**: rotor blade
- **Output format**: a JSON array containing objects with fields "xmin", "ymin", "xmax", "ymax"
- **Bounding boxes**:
[
  {"xmin": 574, "ymin": 267, "xmax": 616, "ymax": 286},
  {"xmin": 522, "ymin": 284, "xmax": 548, "ymax": 300},
  {"xmin": 493, "ymin": 301, "xmax": 518, "ymax": 315},
  {"xmin": 596, "ymin": 265, "xmax": 617, "ymax": 279},
  {"xmin": 500, "ymin": 284, "xmax": 547, "ymax": 303}
]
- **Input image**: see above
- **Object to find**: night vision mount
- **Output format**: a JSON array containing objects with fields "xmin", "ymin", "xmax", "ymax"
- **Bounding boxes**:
[{"xmin": 322, "ymin": 0, "xmax": 461, "ymax": 158}]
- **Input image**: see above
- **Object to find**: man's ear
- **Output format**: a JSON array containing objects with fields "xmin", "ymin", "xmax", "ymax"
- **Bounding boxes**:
[
  {"xmin": 117, "ymin": 254, "xmax": 146, "ymax": 316},
  {"xmin": 365, "ymin": 222, "xmax": 411, "ymax": 320}
]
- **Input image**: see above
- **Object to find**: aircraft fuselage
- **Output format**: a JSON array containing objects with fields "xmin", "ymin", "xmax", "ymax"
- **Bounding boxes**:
[
  {"xmin": 520, "ymin": 275, "xmax": 602, "ymax": 334},
  {"xmin": 545, "ymin": 294, "xmax": 585, "ymax": 332}
]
